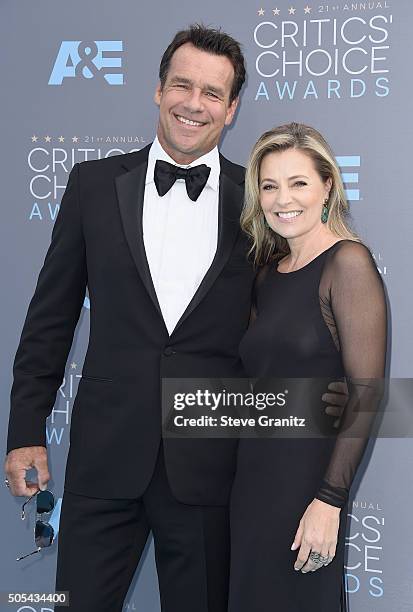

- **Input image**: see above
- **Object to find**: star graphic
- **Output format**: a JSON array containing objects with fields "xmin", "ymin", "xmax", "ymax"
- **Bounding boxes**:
[
  {"xmin": 72, "ymin": 136, "xmax": 79, "ymax": 143},
  {"xmin": 58, "ymin": 136, "xmax": 65, "ymax": 142},
  {"xmin": 70, "ymin": 362, "xmax": 77, "ymax": 369},
  {"xmin": 289, "ymin": 6, "xmax": 296, "ymax": 14},
  {"xmin": 304, "ymin": 5, "xmax": 311, "ymax": 13},
  {"xmin": 258, "ymin": 7, "xmax": 265, "ymax": 15},
  {"xmin": 273, "ymin": 7, "xmax": 280, "ymax": 15},
  {"xmin": 31, "ymin": 135, "xmax": 38, "ymax": 142},
  {"xmin": 44, "ymin": 135, "xmax": 51, "ymax": 142}
]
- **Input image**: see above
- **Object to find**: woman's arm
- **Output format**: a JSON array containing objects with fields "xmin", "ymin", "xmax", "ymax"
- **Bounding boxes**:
[
  {"xmin": 315, "ymin": 241, "xmax": 387, "ymax": 507},
  {"xmin": 292, "ymin": 240, "xmax": 387, "ymax": 573}
]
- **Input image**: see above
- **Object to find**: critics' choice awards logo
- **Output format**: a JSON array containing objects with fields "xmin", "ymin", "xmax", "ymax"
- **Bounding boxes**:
[
  {"xmin": 252, "ymin": 4, "xmax": 393, "ymax": 101},
  {"xmin": 345, "ymin": 501, "xmax": 385, "ymax": 598},
  {"xmin": 27, "ymin": 134, "xmax": 145, "ymax": 223},
  {"xmin": 49, "ymin": 41, "xmax": 124, "ymax": 85},
  {"xmin": 47, "ymin": 362, "xmax": 82, "ymax": 446}
]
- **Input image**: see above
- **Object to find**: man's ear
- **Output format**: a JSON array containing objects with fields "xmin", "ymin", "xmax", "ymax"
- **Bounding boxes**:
[
  {"xmin": 154, "ymin": 82, "xmax": 162, "ymax": 107},
  {"xmin": 225, "ymin": 96, "xmax": 239, "ymax": 127}
]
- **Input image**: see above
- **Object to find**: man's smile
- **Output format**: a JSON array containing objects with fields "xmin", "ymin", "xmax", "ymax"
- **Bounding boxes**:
[{"xmin": 174, "ymin": 113, "xmax": 207, "ymax": 128}]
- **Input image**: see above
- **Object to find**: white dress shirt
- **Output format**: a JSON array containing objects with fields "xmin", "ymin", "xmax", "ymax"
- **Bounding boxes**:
[{"xmin": 143, "ymin": 137, "xmax": 220, "ymax": 335}]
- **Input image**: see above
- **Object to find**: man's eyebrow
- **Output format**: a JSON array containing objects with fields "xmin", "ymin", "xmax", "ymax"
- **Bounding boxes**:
[
  {"xmin": 169, "ymin": 76, "xmax": 225, "ymax": 97},
  {"xmin": 169, "ymin": 76, "xmax": 192, "ymax": 85}
]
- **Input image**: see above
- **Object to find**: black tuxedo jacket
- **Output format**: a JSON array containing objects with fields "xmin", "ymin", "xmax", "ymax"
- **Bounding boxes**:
[{"xmin": 7, "ymin": 144, "xmax": 255, "ymax": 504}]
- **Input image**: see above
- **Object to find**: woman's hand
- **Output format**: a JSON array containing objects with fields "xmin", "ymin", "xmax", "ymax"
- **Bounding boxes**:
[{"xmin": 291, "ymin": 498, "xmax": 340, "ymax": 573}]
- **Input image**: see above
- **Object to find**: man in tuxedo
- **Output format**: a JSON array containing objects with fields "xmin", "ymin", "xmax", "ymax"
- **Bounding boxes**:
[{"xmin": 5, "ymin": 24, "xmax": 253, "ymax": 612}]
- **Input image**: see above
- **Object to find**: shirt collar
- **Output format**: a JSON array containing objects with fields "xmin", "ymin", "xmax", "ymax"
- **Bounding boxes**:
[{"xmin": 146, "ymin": 136, "xmax": 220, "ymax": 192}]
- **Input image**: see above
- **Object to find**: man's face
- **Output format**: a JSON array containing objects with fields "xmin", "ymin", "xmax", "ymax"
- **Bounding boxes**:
[{"xmin": 154, "ymin": 43, "xmax": 239, "ymax": 164}]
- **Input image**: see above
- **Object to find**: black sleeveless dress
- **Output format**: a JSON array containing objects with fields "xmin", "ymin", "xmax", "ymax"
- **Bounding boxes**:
[{"xmin": 228, "ymin": 240, "xmax": 387, "ymax": 612}]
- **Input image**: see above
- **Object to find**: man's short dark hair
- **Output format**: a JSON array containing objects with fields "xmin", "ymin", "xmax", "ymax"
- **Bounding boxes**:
[{"xmin": 159, "ymin": 24, "xmax": 246, "ymax": 103}]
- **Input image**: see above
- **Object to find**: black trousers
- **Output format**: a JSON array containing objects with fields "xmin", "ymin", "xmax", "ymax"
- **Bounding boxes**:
[{"xmin": 55, "ymin": 444, "xmax": 229, "ymax": 611}]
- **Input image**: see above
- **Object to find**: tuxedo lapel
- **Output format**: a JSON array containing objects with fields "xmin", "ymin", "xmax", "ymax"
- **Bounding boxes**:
[
  {"xmin": 115, "ymin": 147, "xmax": 245, "ymax": 337},
  {"xmin": 115, "ymin": 146, "xmax": 164, "ymax": 322},
  {"xmin": 171, "ymin": 157, "xmax": 244, "ymax": 336}
]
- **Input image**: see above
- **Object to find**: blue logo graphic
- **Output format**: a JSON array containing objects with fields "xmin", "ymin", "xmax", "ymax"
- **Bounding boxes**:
[
  {"xmin": 336, "ymin": 156, "xmax": 360, "ymax": 201},
  {"xmin": 49, "ymin": 498, "xmax": 62, "ymax": 539},
  {"xmin": 49, "ymin": 41, "xmax": 124, "ymax": 85}
]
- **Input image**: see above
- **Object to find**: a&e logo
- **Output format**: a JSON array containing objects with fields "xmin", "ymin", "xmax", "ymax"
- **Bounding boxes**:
[
  {"xmin": 49, "ymin": 40, "xmax": 124, "ymax": 85},
  {"xmin": 336, "ymin": 156, "xmax": 361, "ymax": 202}
]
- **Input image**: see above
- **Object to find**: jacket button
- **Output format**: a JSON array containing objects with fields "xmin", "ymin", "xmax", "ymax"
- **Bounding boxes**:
[{"xmin": 163, "ymin": 346, "xmax": 175, "ymax": 356}]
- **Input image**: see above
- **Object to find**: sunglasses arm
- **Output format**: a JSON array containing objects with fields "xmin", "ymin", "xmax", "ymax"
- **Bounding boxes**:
[
  {"xmin": 21, "ymin": 489, "xmax": 42, "ymax": 520},
  {"xmin": 16, "ymin": 546, "xmax": 42, "ymax": 561}
]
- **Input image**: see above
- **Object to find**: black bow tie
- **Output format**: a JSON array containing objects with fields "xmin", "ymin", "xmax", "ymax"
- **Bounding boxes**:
[{"xmin": 154, "ymin": 159, "xmax": 211, "ymax": 202}]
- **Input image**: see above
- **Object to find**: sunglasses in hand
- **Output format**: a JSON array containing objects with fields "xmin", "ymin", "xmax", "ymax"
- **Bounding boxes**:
[{"xmin": 17, "ymin": 489, "xmax": 55, "ymax": 561}]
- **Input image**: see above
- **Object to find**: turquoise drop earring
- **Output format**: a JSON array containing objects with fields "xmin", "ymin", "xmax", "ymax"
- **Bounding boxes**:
[{"xmin": 321, "ymin": 198, "xmax": 329, "ymax": 224}]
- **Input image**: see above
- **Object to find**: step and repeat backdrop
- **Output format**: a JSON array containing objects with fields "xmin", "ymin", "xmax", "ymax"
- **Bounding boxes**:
[{"xmin": 1, "ymin": 1, "xmax": 412, "ymax": 611}]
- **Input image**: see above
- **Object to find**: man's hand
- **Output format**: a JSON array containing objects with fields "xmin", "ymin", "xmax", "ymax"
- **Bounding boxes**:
[
  {"xmin": 322, "ymin": 380, "xmax": 349, "ymax": 428},
  {"xmin": 4, "ymin": 447, "xmax": 50, "ymax": 497}
]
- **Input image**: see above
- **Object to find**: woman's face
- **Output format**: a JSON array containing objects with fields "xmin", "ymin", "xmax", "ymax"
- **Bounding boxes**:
[{"xmin": 259, "ymin": 148, "xmax": 332, "ymax": 241}]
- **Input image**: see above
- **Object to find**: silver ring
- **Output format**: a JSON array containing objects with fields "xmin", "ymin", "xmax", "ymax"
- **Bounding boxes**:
[
  {"xmin": 309, "ymin": 551, "xmax": 322, "ymax": 564},
  {"xmin": 4, "ymin": 478, "xmax": 10, "ymax": 488}
]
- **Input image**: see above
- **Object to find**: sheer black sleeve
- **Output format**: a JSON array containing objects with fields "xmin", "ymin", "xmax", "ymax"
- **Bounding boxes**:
[{"xmin": 315, "ymin": 241, "xmax": 387, "ymax": 508}]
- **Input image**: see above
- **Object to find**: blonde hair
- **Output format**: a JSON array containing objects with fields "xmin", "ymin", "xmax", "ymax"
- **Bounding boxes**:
[{"xmin": 241, "ymin": 122, "xmax": 360, "ymax": 266}]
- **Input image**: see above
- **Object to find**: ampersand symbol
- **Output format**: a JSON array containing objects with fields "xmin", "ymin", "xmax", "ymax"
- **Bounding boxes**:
[{"xmin": 76, "ymin": 41, "xmax": 100, "ymax": 79}]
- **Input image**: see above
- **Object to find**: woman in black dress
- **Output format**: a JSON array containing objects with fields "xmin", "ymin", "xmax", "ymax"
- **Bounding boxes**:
[{"xmin": 229, "ymin": 123, "xmax": 387, "ymax": 611}]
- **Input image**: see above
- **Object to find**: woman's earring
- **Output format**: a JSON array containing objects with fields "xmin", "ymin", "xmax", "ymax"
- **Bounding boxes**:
[{"xmin": 321, "ymin": 198, "xmax": 329, "ymax": 224}]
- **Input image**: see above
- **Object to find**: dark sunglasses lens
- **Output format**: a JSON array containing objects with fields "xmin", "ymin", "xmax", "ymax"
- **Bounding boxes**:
[
  {"xmin": 35, "ymin": 521, "xmax": 54, "ymax": 548},
  {"xmin": 36, "ymin": 491, "xmax": 54, "ymax": 514}
]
